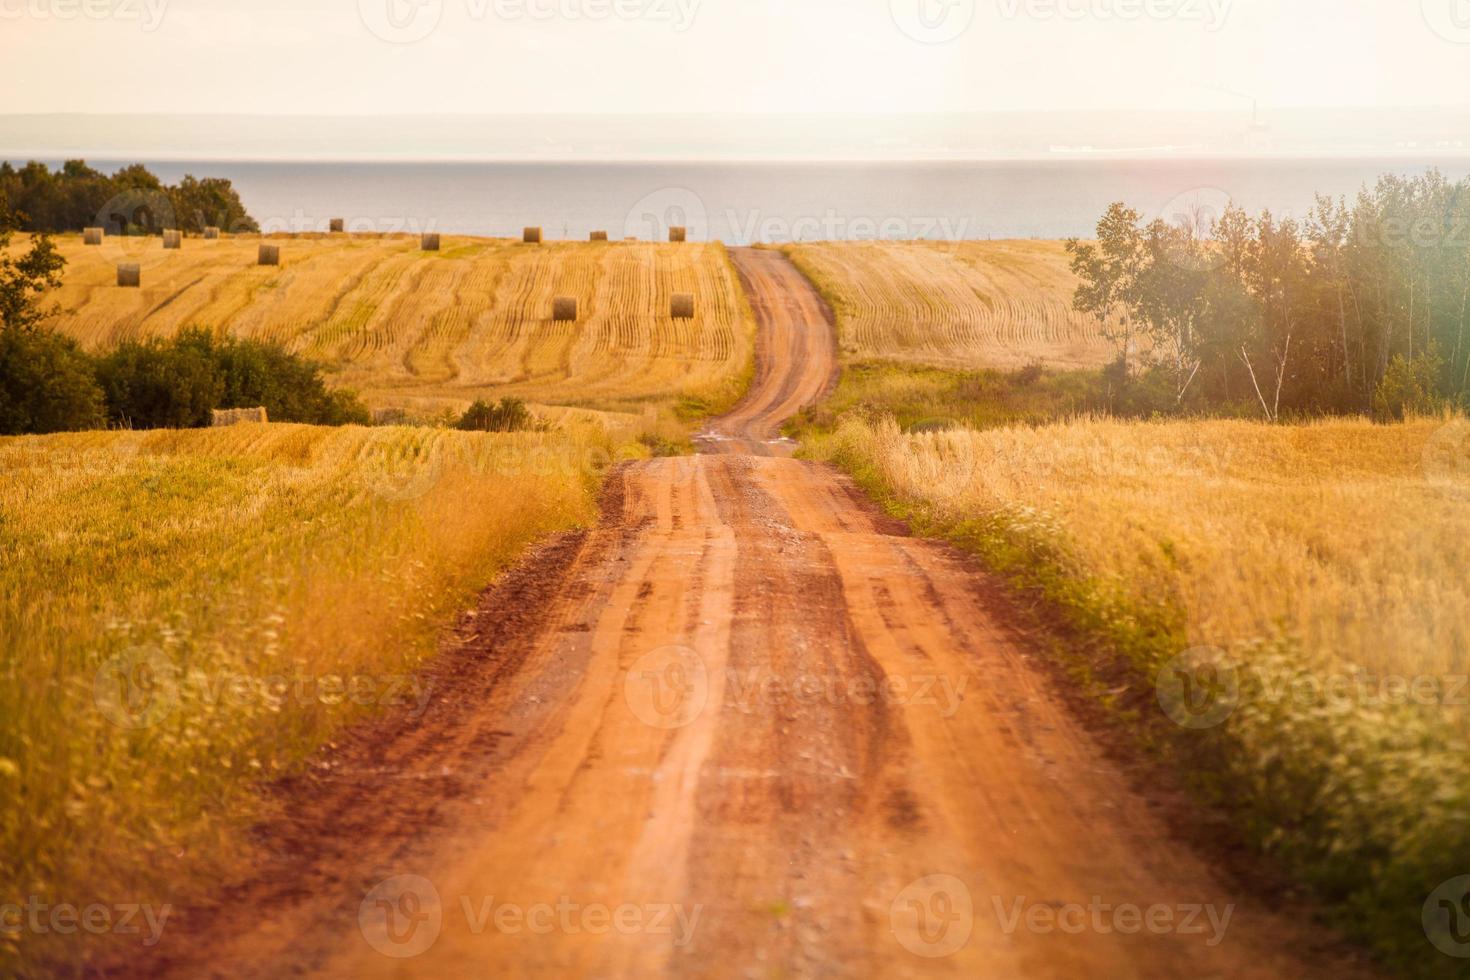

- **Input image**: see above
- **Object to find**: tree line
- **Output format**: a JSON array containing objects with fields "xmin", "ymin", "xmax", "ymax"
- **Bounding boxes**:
[
  {"xmin": 1068, "ymin": 170, "xmax": 1470, "ymax": 420},
  {"xmin": 0, "ymin": 159, "xmax": 259, "ymax": 236}
]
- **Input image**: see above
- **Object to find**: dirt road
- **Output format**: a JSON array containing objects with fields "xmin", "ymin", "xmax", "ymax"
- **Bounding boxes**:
[{"xmin": 124, "ymin": 248, "xmax": 1365, "ymax": 979}]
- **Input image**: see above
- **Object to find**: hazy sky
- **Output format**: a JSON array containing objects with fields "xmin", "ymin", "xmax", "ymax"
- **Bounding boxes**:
[{"xmin": 1, "ymin": 0, "xmax": 1468, "ymax": 116}]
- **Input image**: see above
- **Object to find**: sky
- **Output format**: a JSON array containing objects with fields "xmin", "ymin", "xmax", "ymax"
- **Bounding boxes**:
[{"xmin": 1, "ymin": 0, "xmax": 1468, "ymax": 117}]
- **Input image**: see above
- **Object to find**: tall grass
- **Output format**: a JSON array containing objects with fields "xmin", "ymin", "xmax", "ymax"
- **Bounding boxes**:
[
  {"xmin": 809, "ymin": 413, "xmax": 1470, "ymax": 974},
  {"xmin": 0, "ymin": 423, "xmax": 617, "ymax": 974}
]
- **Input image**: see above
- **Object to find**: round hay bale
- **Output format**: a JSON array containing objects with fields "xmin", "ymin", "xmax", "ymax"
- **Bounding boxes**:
[
  {"xmin": 552, "ymin": 296, "xmax": 578, "ymax": 322},
  {"xmin": 203, "ymin": 227, "xmax": 220, "ymax": 240},
  {"xmin": 671, "ymin": 293, "xmax": 695, "ymax": 319},
  {"xmin": 117, "ymin": 264, "xmax": 141, "ymax": 288},
  {"xmin": 83, "ymin": 227, "xmax": 103, "ymax": 245},
  {"xmin": 258, "ymin": 244, "xmax": 280, "ymax": 266},
  {"xmin": 523, "ymin": 227, "xmax": 542, "ymax": 244},
  {"xmin": 211, "ymin": 407, "xmax": 269, "ymax": 427},
  {"xmin": 422, "ymin": 232, "xmax": 441, "ymax": 251},
  {"xmin": 329, "ymin": 218, "xmax": 345, "ymax": 233},
  {"xmin": 669, "ymin": 226, "xmax": 687, "ymax": 243},
  {"xmin": 590, "ymin": 231, "xmax": 609, "ymax": 241},
  {"xmin": 162, "ymin": 229, "xmax": 182, "ymax": 250}
]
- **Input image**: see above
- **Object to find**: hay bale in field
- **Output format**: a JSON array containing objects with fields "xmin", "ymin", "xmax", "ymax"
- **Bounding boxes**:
[
  {"xmin": 211, "ymin": 407, "xmax": 269, "ymax": 427},
  {"xmin": 162, "ymin": 230, "xmax": 182, "ymax": 249},
  {"xmin": 422, "ymin": 232, "xmax": 441, "ymax": 251},
  {"xmin": 552, "ymin": 296, "xmax": 578, "ymax": 322},
  {"xmin": 669, "ymin": 226, "xmax": 687, "ymax": 243},
  {"xmin": 625, "ymin": 236, "xmax": 637, "ymax": 241},
  {"xmin": 590, "ymin": 230, "xmax": 608, "ymax": 241},
  {"xmin": 671, "ymin": 293, "xmax": 695, "ymax": 319},
  {"xmin": 203, "ymin": 227, "xmax": 220, "ymax": 240},
  {"xmin": 83, "ymin": 227, "xmax": 103, "ymax": 245},
  {"xmin": 329, "ymin": 218, "xmax": 345, "ymax": 233},
  {"xmin": 523, "ymin": 227, "xmax": 542, "ymax": 244},
  {"xmin": 258, "ymin": 244, "xmax": 280, "ymax": 266},
  {"xmin": 116, "ymin": 264, "xmax": 141, "ymax": 288}
]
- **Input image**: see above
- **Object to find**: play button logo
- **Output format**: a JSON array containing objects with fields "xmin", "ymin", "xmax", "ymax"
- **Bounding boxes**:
[{"xmin": 360, "ymin": 0, "xmax": 444, "ymax": 44}]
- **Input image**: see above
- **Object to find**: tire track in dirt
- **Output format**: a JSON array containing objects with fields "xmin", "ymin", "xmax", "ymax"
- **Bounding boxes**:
[{"xmin": 113, "ymin": 248, "xmax": 1373, "ymax": 979}]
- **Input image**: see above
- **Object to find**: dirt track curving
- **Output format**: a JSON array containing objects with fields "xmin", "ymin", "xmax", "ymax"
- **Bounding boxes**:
[{"xmin": 117, "ymin": 248, "xmax": 1370, "ymax": 979}]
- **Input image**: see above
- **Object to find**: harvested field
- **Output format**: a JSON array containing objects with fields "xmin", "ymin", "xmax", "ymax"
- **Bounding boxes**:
[
  {"xmin": 21, "ymin": 233, "xmax": 755, "ymax": 418},
  {"xmin": 784, "ymin": 240, "xmax": 1120, "ymax": 370}
]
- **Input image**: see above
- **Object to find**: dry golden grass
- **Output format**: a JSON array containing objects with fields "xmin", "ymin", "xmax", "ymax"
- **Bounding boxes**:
[
  {"xmin": 824, "ymin": 414, "xmax": 1470, "ymax": 683},
  {"xmin": 24, "ymin": 233, "xmax": 755, "ymax": 419},
  {"xmin": 784, "ymin": 240, "xmax": 1118, "ymax": 370},
  {"xmin": 0, "ymin": 423, "xmax": 623, "ymax": 973},
  {"xmin": 813, "ymin": 413, "xmax": 1470, "ymax": 964}
]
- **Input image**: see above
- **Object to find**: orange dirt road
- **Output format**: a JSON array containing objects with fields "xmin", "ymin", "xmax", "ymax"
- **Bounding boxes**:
[{"xmin": 124, "ymin": 248, "xmax": 1368, "ymax": 979}]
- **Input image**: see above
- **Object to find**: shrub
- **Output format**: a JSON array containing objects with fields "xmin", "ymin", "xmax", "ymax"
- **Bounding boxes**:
[
  {"xmin": 1373, "ymin": 349, "xmax": 1446, "ymax": 421},
  {"xmin": 95, "ymin": 330, "xmax": 223, "ymax": 429},
  {"xmin": 456, "ymin": 398, "xmax": 547, "ymax": 433},
  {"xmin": 95, "ymin": 328, "xmax": 369, "ymax": 430},
  {"xmin": 0, "ymin": 327, "xmax": 105, "ymax": 434}
]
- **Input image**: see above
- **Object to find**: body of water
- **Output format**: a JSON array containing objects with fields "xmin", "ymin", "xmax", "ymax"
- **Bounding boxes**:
[{"xmin": 37, "ymin": 157, "xmax": 1470, "ymax": 243}]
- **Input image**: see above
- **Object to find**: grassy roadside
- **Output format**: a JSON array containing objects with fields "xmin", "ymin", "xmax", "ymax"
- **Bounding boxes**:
[
  {"xmin": 798, "ymin": 411, "xmax": 1470, "ymax": 978},
  {"xmin": 0, "ymin": 422, "xmax": 632, "ymax": 976},
  {"xmin": 787, "ymin": 359, "xmax": 1111, "ymax": 436}
]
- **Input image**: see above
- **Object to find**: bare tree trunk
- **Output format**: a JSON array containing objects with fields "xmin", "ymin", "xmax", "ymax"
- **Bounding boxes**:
[
  {"xmin": 1239, "ymin": 348, "xmax": 1275, "ymax": 421},
  {"xmin": 1272, "ymin": 332, "xmax": 1293, "ymax": 420}
]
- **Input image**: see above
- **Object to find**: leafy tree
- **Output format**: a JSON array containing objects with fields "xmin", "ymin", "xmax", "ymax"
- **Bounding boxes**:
[
  {"xmin": 0, "ymin": 161, "xmax": 257, "ymax": 235},
  {"xmin": 1373, "ymin": 348, "xmax": 1445, "ymax": 420},
  {"xmin": 95, "ymin": 328, "xmax": 369, "ymax": 429},
  {"xmin": 1066, "ymin": 204, "xmax": 1148, "ymax": 377},
  {"xmin": 94, "ymin": 331, "xmax": 223, "ymax": 429},
  {"xmin": 0, "ymin": 202, "xmax": 65, "ymax": 332},
  {"xmin": 0, "ymin": 201, "xmax": 104, "ymax": 434},
  {"xmin": 0, "ymin": 327, "xmax": 104, "ymax": 434}
]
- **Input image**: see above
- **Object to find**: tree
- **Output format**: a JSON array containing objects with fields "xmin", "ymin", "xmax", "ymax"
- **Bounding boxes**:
[
  {"xmin": 0, "ymin": 201, "xmax": 65, "ymax": 332},
  {"xmin": 0, "ymin": 327, "xmax": 105, "ymax": 435},
  {"xmin": 1067, "ymin": 204, "xmax": 1148, "ymax": 377},
  {"xmin": 0, "ymin": 202, "xmax": 104, "ymax": 434}
]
